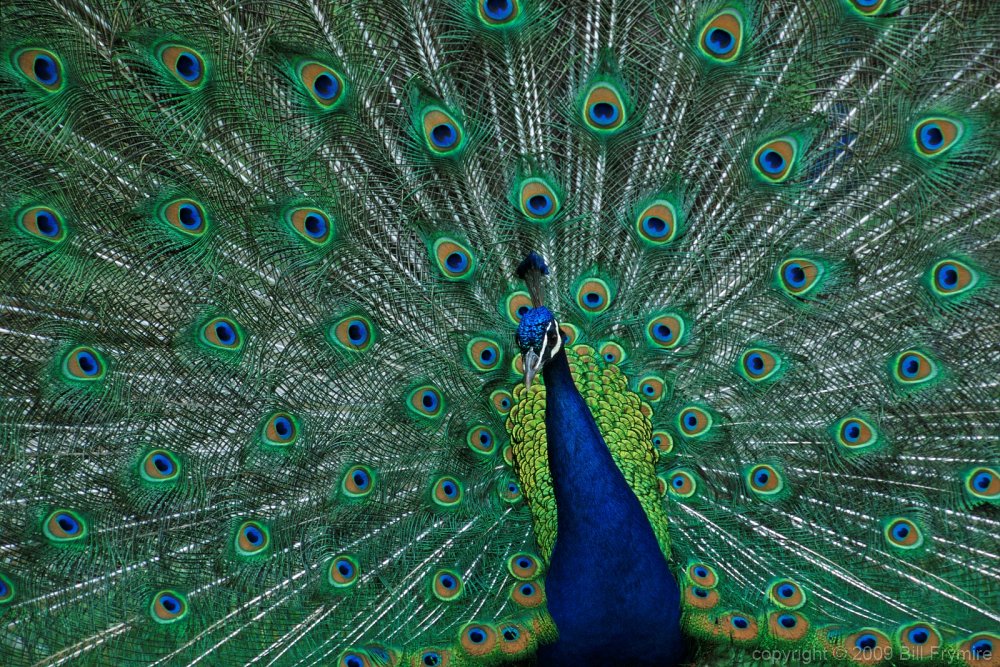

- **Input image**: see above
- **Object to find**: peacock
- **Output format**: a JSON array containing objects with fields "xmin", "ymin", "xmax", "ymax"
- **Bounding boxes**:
[{"xmin": 0, "ymin": 0, "xmax": 998, "ymax": 664}]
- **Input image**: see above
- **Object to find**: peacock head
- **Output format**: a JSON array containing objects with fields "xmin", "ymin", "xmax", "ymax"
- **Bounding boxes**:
[{"xmin": 516, "ymin": 307, "xmax": 561, "ymax": 390}]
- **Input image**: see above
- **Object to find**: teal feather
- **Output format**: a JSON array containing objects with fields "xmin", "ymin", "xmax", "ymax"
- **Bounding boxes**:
[{"xmin": 1, "ymin": 0, "xmax": 998, "ymax": 665}]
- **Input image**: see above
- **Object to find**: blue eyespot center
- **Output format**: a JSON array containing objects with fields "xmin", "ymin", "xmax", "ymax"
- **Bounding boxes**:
[
  {"xmin": 484, "ymin": 0, "xmax": 513, "ymax": 20},
  {"xmin": 973, "ymin": 472, "xmax": 992, "ymax": 490},
  {"xmin": 347, "ymin": 321, "xmax": 367, "ymax": 345},
  {"xmin": 908, "ymin": 628, "xmax": 929, "ymax": 644},
  {"xmin": 178, "ymin": 204, "xmax": 201, "ymax": 229},
  {"xmin": 244, "ymin": 525, "xmax": 263, "ymax": 545},
  {"xmin": 747, "ymin": 353, "xmax": 764, "ymax": 373},
  {"xmin": 57, "ymin": 514, "xmax": 79, "ymax": 533},
  {"xmin": 76, "ymin": 351, "xmax": 98, "ymax": 375},
  {"xmin": 175, "ymin": 53, "xmax": 200, "ymax": 81},
  {"xmin": 589, "ymin": 101, "xmax": 619, "ymax": 126},
  {"xmin": 856, "ymin": 634, "xmax": 877, "ymax": 650},
  {"xmin": 33, "ymin": 55, "xmax": 58, "ymax": 85},
  {"xmin": 527, "ymin": 194, "xmax": 552, "ymax": 216},
  {"xmin": 423, "ymin": 652, "xmax": 441, "ymax": 666},
  {"xmin": 900, "ymin": 355, "xmax": 920, "ymax": 378},
  {"xmin": 971, "ymin": 640, "xmax": 992, "ymax": 658},
  {"xmin": 479, "ymin": 432, "xmax": 492, "ymax": 445},
  {"xmin": 654, "ymin": 324, "xmax": 672, "ymax": 341},
  {"xmin": 778, "ymin": 585, "xmax": 794, "ymax": 598},
  {"xmin": 920, "ymin": 124, "xmax": 944, "ymax": 150},
  {"xmin": 779, "ymin": 614, "xmax": 797, "ymax": 628},
  {"xmin": 152, "ymin": 454, "xmax": 174, "ymax": 474},
  {"xmin": 215, "ymin": 322, "xmax": 235, "ymax": 344},
  {"xmin": 431, "ymin": 123, "xmax": 456, "ymax": 148},
  {"xmin": 501, "ymin": 398, "xmax": 511, "ymax": 408},
  {"xmin": 673, "ymin": 476, "xmax": 685, "ymax": 488},
  {"xmin": 707, "ymin": 28, "xmax": 733, "ymax": 54},
  {"xmin": 273, "ymin": 416, "xmax": 292, "ymax": 438},
  {"xmin": 469, "ymin": 627, "xmax": 487, "ymax": 643},
  {"xmin": 439, "ymin": 574, "xmax": 456, "ymax": 589},
  {"xmin": 732, "ymin": 616, "xmax": 749, "ymax": 630},
  {"xmin": 338, "ymin": 561, "xmax": 354, "ymax": 577},
  {"xmin": 517, "ymin": 558, "xmax": 531, "ymax": 569},
  {"xmin": 446, "ymin": 251, "xmax": 468, "ymax": 271},
  {"xmin": 442, "ymin": 481, "xmax": 457, "ymax": 497},
  {"xmin": 693, "ymin": 587, "xmax": 708, "ymax": 598},
  {"xmin": 937, "ymin": 264, "xmax": 958, "ymax": 288},
  {"xmin": 160, "ymin": 594, "xmax": 180, "ymax": 613},
  {"xmin": 893, "ymin": 523, "xmax": 910, "ymax": 539},
  {"xmin": 784, "ymin": 263, "xmax": 806, "ymax": 287},
  {"xmin": 584, "ymin": 291, "xmax": 602, "ymax": 306},
  {"xmin": 36, "ymin": 211, "xmax": 59, "ymax": 236},
  {"xmin": 304, "ymin": 213, "xmax": 327, "ymax": 237},
  {"xmin": 502, "ymin": 627, "xmax": 520, "ymax": 641},
  {"xmin": 345, "ymin": 655, "xmax": 365, "ymax": 667},
  {"xmin": 422, "ymin": 391, "xmax": 438, "ymax": 410},
  {"xmin": 760, "ymin": 149, "xmax": 785, "ymax": 174},
  {"xmin": 844, "ymin": 422, "xmax": 861, "ymax": 441},
  {"xmin": 313, "ymin": 73, "xmax": 339, "ymax": 99},
  {"xmin": 643, "ymin": 384, "xmax": 655, "ymax": 395},
  {"xmin": 642, "ymin": 215, "xmax": 668, "ymax": 237},
  {"xmin": 694, "ymin": 566, "xmax": 708, "ymax": 578},
  {"xmin": 755, "ymin": 470, "xmax": 770, "ymax": 486},
  {"xmin": 684, "ymin": 413, "xmax": 697, "ymax": 428},
  {"xmin": 520, "ymin": 583, "xmax": 534, "ymax": 595}
]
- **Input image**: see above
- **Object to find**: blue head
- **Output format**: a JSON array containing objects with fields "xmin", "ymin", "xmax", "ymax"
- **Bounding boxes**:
[{"xmin": 516, "ymin": 306, "xmax": 561, "ymax": 389}]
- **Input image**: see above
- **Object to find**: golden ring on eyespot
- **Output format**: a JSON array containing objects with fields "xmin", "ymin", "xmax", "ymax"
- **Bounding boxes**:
[
  {"xmin": 837, "ymin": 417, "xmax": 875, "ymax": 448},
  {"xmin": 511, "ymin": 580, "xmax": 544, "ymax": 607},
  {"xmin": 768, "ymin": 579, "xmax": 805, "ymax": 609},
  {"xmin": 16, "ymin": 48, "xmax": 64, "ymax": 92},
  {"xmin": 329, "ymin": 555, "xmax": 360, "ymax": 587},
  {"xmin": 719, "ymin": 612, "xmax": 758, "ymax": 641},
  {"xmin": 44, "ymin": 510, "xmax": 87, "ymax": 541},
  {"xmin": 520, "ymin": 178, "xmax": 559, "ymax": 220},
  {"xmin": 161, "ymin": 199, "xmax": 207, "ymax": 236},
  {"xmin": 159, "ymin": 45, "xmax": 206, "ymax": 87},
  {"xmin": 63, "ymin": 346, "xmax": 104, "ymax": 380},
  {"xmin": 700, "ymin": 11, "xmax": 744, "ymax": 61},
  {"xmin": 141, "ymin": 449, "xmax": 181, "ymax": 482},
  {"xmin": 508, "ymin": 553, "xmax": 539, "ymax": 580},
  {"xmin": 885, "ymin": 518, "xmax": 922, "ymax": 548},
  {"xmin": 647, "ymin": 315, "xmax": 684, "ymax": 349},
  {"xmin": 150, "ymin": 590, "xmax": 188, "ymax": 623},
  {"xmin": 687, "ymin": 562, "xmax": 718, "ymax": 588},
  {"xmin": 432, "ymin": 476, "xmax": 463, "ymax": 506},
  {"xmin": 432, "ymin": 569, "xmax": 463, "ymax": 600},
  {"xmin": 768, "ymin": 612, "xmax": 810, "ymax": 641},
  {"xmin": 408, "ymin": 385, "xmax": 443, "ymax": 418},
  {"xmin": 576, "ymin": 279, "xmax": 611, "ymax": 314},
  {"xmin": 897, "ymin": 623, "xmax": 941, "ymax": 658},
  {"xmin": 678, "ymin": 407, "xmax": 711, "ymax": 436},
  {"xmin": 636, "ymin": 200, "xmax": 677, "ymax": 244},
  {"xmin": 460, "ymin": 623, "xmax": 498, "ymax": 655},
  {"xmin": 342, "ymin": 465, "xmax": 375, "ymax": 497},
  {"xmin": 236, "ymin": 520, "xmax": 269, "ymax": 554},
  {"xmin": 434, "ymin": 238, "xmax": 474, "ymax": 279},
  {"xmin": 637, "ymin": 376, "xmax": 665, "ymax": 402},
  {"xmin": 668, "ymin": 470, "xmax": 696, "ymax": 498},
  {"xmin": 491, "ymin": 390, "xmax": 513, "ymax": 415},
  {"xmin": 298, "ymin": 61, "xmax": 344, "ymax": 108},
  {"xmin": 747, "ymin": 464, "xmax": 783, "ymax": 494},
  {"xmin": 17, "ymin": 206, "xmax": 66, "ymax": 242},
  {"xmin": 583, "ymin": 84, "xmax": 626, "ymax": 131},
  {"xmin": 914, "ymin": 118, "xmax": 962, "ymax": 157},
  {"xmin": 423, "ymin": 108, "xmax": 463, "ymax": 154},
  {"xmin": 652, "ymin": 431, "xmax": 674, "ymax": 454},
  {"xmin": 754, "ymin": 138, "xmax": 796, "ymax": 182},
  {"xmin": 684, "ymin": 585, "xmax": 720, "ymax": 610},
  {"xmin": 779, "ymin": 258, "xmax": 820, "ymax": 295},
  {"xmin": 467, "ymin": 337, "xmax": 502, "ymax": 371},
  {"xmin": 894, "ymin": 350, "xmax": 935, "ymax": 383},
  {"xmin": 287, "ymin": 207, "xmax": 332, "ymax": 244},
  {"xmin": 506, "ymin": 291, "xmax": 533, "ymax": 323}
]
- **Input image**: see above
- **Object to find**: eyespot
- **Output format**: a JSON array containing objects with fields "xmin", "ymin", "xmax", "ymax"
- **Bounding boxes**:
[
  {"xmin": 298, "ymin": 61, "xmax": 345, "ymax": 109},
  {"xmin": 635, "ymin": 200, "xmax": 679, "ymax": 245},
  {"xmin": 261, "ymin": 412, "xmax": 299, "ymax": 447},
  {"xmin": 44, "ymin": 510, "xmax": 87, "ymax": 542},
  {"xmin": 575, "ymin": 279, "xmax": 612, "ymax": 314},
  {"xmin": 158, "ymin": 45, "xmax": 207, "ymax": 88},
  {"xmin": 408, "ymin": 385, "xmax": 444, "ymax": 418},
  {"xmin": 746, "ymin": 464, "xmax": 784, "ymax": 497},
  {"xmin": 62, "ymin": 346, "xmax": 106, "ymax": 381},
  {"xmin": 559, "ymin": 323, "xmax": 579, "ymax": 346},
  {"xmin": 431, "ymin": 569, "xmax": 463, "ymax": 601},
  {"xmin": 913, "ymin": 118, "xmax": 963, "ymax": 157},
  {"xmin": 417, "ymin": 650, "xmax": 449, "ymax": 667},
  {"xmin": 835, "ymin": 416, "xmax": 878, "ymax": 450},
  {"xmin": 960, "ymin": 634, "xmax": 998, "ymax": 666},
  {"xmin": 15, "ymin": 49, "xmax": 65, "ymax": 92},
  {"xmin": 684, "ymin": 584, "xmax": 720, "ymax": 609},
  {"xmin": 159, "ymin": 198, "xmax": 208, "ymax": 237},
  {"xmin": 777, "ymin": 258, "xmax": 823, "ymax": 297},
  {"xmin": 331, "ymin": 314, "xmax": 375, "ymax": 352},
  {"xmin": 753, "ymin": 138, "xmax": 797, "ymax": 183},
  {"xmin": 847, "ymin": 630, "xmax": 891, "ymax": 660},
  {"xmin": 768, "ymin": 612, "xmax": 809, "ymax": 641},
  {"xmin": 722, "ymin": 613, "xmax": 759, "ymax": 641},
  {"xmin": 929, "ymin": 258, "xmax": 979, "ymax": 297},
  {"xmin": 235, "ymin": 520, "xmax": 270, "ymax": 556},
  {"xmin": 491, "ymin": 390, "xmax": 513, "ymax": 415},
  {"xmin": 150, "ymin": 590, "xmax": 188, "ymax": 623},
  {"xmin": 768, "ymin": 579, "xmax": 806, "ymax": 609},
  {"xmin": 686, "ymin": 562, "xmax": 718, "ymax": 588},
  {"xmin": 511, "ymin": 580, "xmax": 544, "ymax": 607},
  {"xmin": 433, "ymin": 238, "xmax": 475, "ymax": 280},
  {"xmin": 478, "ymin": 0, "xmax": 521, "ymax": 26},
  {"xmin": 677, "ymin": 406, "xmax": 712, "ymax": 438},
  {"xmin": 846, "ymin": 0, "xmax": 888, "ymax": 15},
  {"xmin": 645, "ymin": 313, "xmax": 686, "ymax": 349},
  {"xmin": 467, "ymin": 337, "xmax": 502, "ymax": 371},
  {"xmin": 498, "ymin": 624, "xmax": 530, "ymax": 654},
  {"xmin": 466, "ymin": 426, "xmax": 496, "ymax": 456},
  {"xmin": 422, "ymin": 107, "xmax": 464, "ymax": 156},
  {"xmin": 892, "ymin": 350, "xmax": 937, "ymax": 385},
  {"xmin": 505, "ymin": 291, "xmax": 533, "ymax": 324},
  {"xmin": 498, "ymin": 477, "xmax": 522, "ymax": 503},
  {"xmin": 342, "ymin": 465, "xmax": 376, "ymax": 498},
  {"xmin": 285, "ymin": 207, "xmax": 333, "ymax": 245},
  {"xmin": 598, "ymin": 341, "xmax": 625, "ymax": 365},
  {"xmin": 507, "ymin": 552, "xmax": 539, "ymax": 580},
  {"xmin": 17, "ymin": 206, "xmax": 66, "ymax": 243},
  {"xmin": 337, "ymin": 650, "xmax": 372, "ymax": 667},
  {"xmin": 652, "ymin": 430, "xmax": 674, "ymax": 455},
  {"xmin": 329, "ymin": 555, "xmax": 360, "ymax": 588},
  {"xmin": 431, "ymin": 476, "xmax": 464, "ymax": 507},
  {"xmin": 884, "ymin": 518, "xmax": 924, "ymax": 550},
  {"xmin": 583, "ymin": 83, "xmax": 626, "ymax": 133},
  {"xmin": 699, "ymin": 10, "xmax": 744, "ymax": 62},
  {"xmin": 460, "ymin": 623, "xmax": 498, "ymax": 656},
  {"xmin": 140, "ymin": 449, "xmax": 181, "ymax": 483},
  {"xmin": 740, "ymin": 348, "xmax": 781, "ymax": 382},
  {"xmin": 637, "ymin": 375, "xmax": 666, "ymax": 402},
  {"xmin": 0, "ymin": 572, "xmax": 14, "ymax": 604},
  {"xmin": 898, "ymin": 622, "xmax": 941, "ymax": 658},
  {"xmin": 965, "ymin": 467, "xmax": 999, "ymax": 501},
  {"xmin": 519, "ymin": 178, "xmax": 560, "ymax": 222},
  {"xmin": 668, "ymin": 469, "xmax": 697, "ymax": 498}
]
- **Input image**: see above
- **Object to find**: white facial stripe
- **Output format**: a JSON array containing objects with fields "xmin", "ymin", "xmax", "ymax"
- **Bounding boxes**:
[{"xmin": 549, "ymin": 320, "xmax": 562, "ymax": 357}]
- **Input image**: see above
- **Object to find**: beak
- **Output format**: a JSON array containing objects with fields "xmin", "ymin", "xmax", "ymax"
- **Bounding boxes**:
[{"xmin": 523, "ymin": 349, "xmax": 543, "ymax": 390}]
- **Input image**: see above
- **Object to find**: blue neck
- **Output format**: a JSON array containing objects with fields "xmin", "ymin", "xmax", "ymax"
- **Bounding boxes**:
[{"xmin": 536, "ymin": 349, "xmax": 684, "ymax": 666}]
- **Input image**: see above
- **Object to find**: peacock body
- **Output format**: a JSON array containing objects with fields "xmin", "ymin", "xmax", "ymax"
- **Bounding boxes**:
[{"xmin": 0, "ymin": 0, "xmax": 998, "ymax": 665}]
